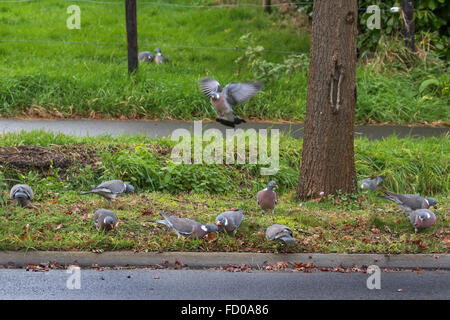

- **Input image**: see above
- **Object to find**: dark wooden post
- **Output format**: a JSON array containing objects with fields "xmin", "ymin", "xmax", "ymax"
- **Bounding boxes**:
[
  {"xmin": 263, "ymin": 0, "xmax": 271, "ymax": 14},
  {"xmin": 401, "ymin": 0, "xmax": 415, "ymax": 51},
  {"xmin": 125, "ymin": 0, "xmax": 138, "ymax": 74}
]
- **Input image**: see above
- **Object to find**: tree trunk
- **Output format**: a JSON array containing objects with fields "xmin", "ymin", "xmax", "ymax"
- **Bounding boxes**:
[
  {"xmin": 401, "ymin": 0, "xmax": 416, "ymax": 52},
  {"xmin": 125, "ymin": 0, "xmax": 138, "ymax": 74},
  {"xmin": 263, "ymin": 0, "xmax": 271, "ymax": 14},
  {"xmin": 297, "ymin": 0, "xmax": 358, "ymax": 200}
]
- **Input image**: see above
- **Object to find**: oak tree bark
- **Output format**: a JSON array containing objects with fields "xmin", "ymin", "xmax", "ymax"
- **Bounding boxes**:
[{"xmin": 297, "ymin": 0, "xmax": 358, "ymax": 200}]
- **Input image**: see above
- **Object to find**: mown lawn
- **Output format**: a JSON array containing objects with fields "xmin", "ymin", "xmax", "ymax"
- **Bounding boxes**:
[
  {"xmin": 0, "ymin": 0, "xmax": 448, "ymax": 124},
  {"xmin": 0, "ymin": 131, "xmax": 448, "ymax": 253}
]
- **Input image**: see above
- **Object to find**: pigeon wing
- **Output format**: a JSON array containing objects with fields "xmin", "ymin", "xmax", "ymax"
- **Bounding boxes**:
[
  {"xmin": 223, "ymin": 82, "xmax": 263, "ymax": 107},
  {"xmin": 199, "ymin": 77, "xmax": 222, "ymax": 97},
  {"xmin": 95, "ymin": 180, "xmax": 126, "ymax": 194}
]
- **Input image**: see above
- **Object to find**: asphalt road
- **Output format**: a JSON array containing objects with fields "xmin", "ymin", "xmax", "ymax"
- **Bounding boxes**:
[
  {"xmin": 0, "ymin": 119, "xmax": 448, "ymax": 140},
  {"xmin": 0, "ymin": 268, "xmax": 448, "ymax": 300}
]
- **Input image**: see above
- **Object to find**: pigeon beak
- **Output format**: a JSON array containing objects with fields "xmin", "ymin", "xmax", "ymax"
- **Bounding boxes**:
[
  {"xmin": 216, "ymin": 221, "xmax": 222, "ymax": 227},
  {"xmin": 275, "ymin": 185, "xmax": 279, "ymax": 189},
  {"xmin": 110, "ymin": 224, "xmax": 115, "ymax": 230},
  {"xmin": 434, "ymin": 205, "xmax": 438, "ymax": 209}
]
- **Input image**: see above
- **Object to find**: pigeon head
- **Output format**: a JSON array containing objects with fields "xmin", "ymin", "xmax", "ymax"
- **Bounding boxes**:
[
  {"xmin": 202, "ymin": 224, "xmax": 219, "ymax": 233},
  {"xmin": 216, "ymin": 217, "xmax": 228, "ymax": 228},
  {"xmin": 267, "ymin": 180, "xmax": 278, "ymax": 190},
  {"xmin": 125, "ymin": 184, "xmax": 135, "ymax": 193},
  {"xmin": 103, "ymin": 216, "xmax": 115, "ymax": 230},
  {"xmin": 210, "ymin": 92, "xmax": 220, "ymax": 101},
  {"xmin": 426, "ymin": 197, "xmax": 437, "ymax": 207}
]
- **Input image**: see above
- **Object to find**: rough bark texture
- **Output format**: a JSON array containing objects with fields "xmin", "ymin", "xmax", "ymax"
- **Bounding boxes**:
[
  {"xmin": 125, "ymin": 0, "xmax": 138, "ymax": 74},
  {"xmin": 401, "ymin": 0, "xmax": 416, "ymax": 52},
  {"xmin": 297, "ymin": 0, "xmax": 358, "ymax": 200}
]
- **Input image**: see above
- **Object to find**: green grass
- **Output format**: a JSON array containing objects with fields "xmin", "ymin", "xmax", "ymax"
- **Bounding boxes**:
[
  {"xmin": 0, "ymin": 131, "xmax": 448, "ymax": 252},
  {"xmin": 0, "ymin": 0, "xmax": 448, "ymax": 123}
]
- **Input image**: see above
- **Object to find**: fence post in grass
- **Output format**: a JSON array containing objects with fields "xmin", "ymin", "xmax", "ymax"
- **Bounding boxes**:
[
  {"xmin": 263, "ymin": 0, "xmax": 271, "ymax": 14},
  {"xmin": 125, "ymin": 0, "xmax": 138, "ymax": 74},
  {"xmin": 401, "ymin": 0, "xmax": 415, "ymax": 52}
]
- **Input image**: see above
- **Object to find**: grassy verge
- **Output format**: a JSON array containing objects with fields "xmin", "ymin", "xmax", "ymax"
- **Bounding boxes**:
[
  {"xmin": 0, "ymin": 0, "xmax": 448, "ymax": 124},
  {"xmin": 0, "ymin": 131, "xmax": 448, "ymax": 253}
]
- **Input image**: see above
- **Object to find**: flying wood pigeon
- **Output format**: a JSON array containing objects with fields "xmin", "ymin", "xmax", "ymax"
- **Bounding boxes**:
[
  {"xmin": 199, "ymin": 77, "xmax": 263, "ymax": 128},
  {"xmin": 10, "ymin": 184, "xmax": 34, "ymax": 207},
  {"xmin": 359, "ymin": 175, "xmax": 386, "ymax": 191},
  {"xmin": 408, "ymin": 209, "xmax": 436, "ymax": 233},
  {"xmin": 215, "ymin": 208, "xmax": 244, "ymax": 235},
  {"xmin": 257, "ymin": 181, "xmax": 278, "ymax": 215},
  {"xmin": 265, "ymin": 224, "xmax": 296, "ymax": 245},
  {"xmin": 94, "ymin": 208, "xmax": 118, "ymax": 232},
  {"xmin": 138, "ymin": 51, "xmax": 155, "ymax": 62},
  {"xmin": 154, "ymin": 48, "xmax": 169, "ymax": 64},
  {"xmin": 378, "ymin": 191, "xmax": 437, "ymax": 214},
  {"xmin": 150, "ymin": 212, "xmax": 218, "ymax": 239},
  {"xmin": 81, "ymin": 180, "xmax": 134, "ymax": 205}
]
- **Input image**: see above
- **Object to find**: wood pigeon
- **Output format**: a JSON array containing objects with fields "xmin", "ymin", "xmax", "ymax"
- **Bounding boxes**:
[
  {"xmin": 150, "ymin": 212, "xmax": 218, "ymax": 239},
  {"xmin": 257, "ymin": 181, "xmax": 278, "ymax": 216},
  {"xmin": 154, "ymin": 48, "xmax": 169, "ymax": 64},
  {"xmin": 199, "ymin": 77, "xmax": 263, "ymax": 128},
  {"xmin": 81, "ymin": 180, "xmax": 134, "ymax": 205},
  {"xmin": 408, "ymin": 209, "xmax": 436, "ymax": 233},
  {"xmin": 10, "ymin": 184, "xmax": 34, "ymax": 207},
  {"xmin": 138, "ymin": 51, "xmax": 155, "ymax": 62},
  {"xmin": 94, "ymin": 208, "xmax": 118, "ymax": 232},
  {"xmin": 215, "ymin": 208, "xmax": 244, "ymax": 235},
  {"xmin": 378, "ymin": 191, "xmax": 437, "ymax": 214},
  {"xmin": 359, "ymin": 175, "xmax": 385, "ymax": 191},
  {"xmin": 266, "ymin": 224, "xmax": 296, "ymax": 245}
]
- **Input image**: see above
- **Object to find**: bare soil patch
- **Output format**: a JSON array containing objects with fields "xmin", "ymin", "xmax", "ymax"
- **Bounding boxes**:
[{"xmin": 0, "ymin": 145, "xmax": 99, "ymax": 172}]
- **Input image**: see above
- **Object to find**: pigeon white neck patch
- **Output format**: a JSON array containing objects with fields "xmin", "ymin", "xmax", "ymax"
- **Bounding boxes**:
[{"xmin": 201, "ymin": 225, "xmax": 208, "ymax": 232}]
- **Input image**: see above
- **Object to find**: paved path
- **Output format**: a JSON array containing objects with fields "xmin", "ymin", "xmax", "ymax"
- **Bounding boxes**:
[
  {"xmin": 0, "ymin": 119, "xmax": 448, "ymax": 139},
  {"xmin": 0, "ymin": 268, "xmax": 448, "ymax": 300}
]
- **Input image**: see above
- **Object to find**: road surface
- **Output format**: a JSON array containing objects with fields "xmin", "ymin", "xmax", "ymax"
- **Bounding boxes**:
[{"xmin": 0, "ymin": 268, "xmax": 448, "ymax": 300}]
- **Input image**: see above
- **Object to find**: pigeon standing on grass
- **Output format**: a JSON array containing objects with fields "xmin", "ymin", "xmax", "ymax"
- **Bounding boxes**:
[
  {"xmin": 138, "ymin": 51, "xmax": 155, "ymax": 62},
  {"xmin": 94, "ymin": 209, "xmax": 118, "ymax": 232},
  {"xmin": 149, "ymin": 212, "xmax": 218, "ymax": 239},
  {"xmin": 154, "ymin": 48, "xmax": 169, "ymax": 64},
  {"xmin": 10, "ymin": 184, "xmax": 34, "ymax": 207},
  {"xmin": 199, "ymin": 77, "xmax": 263, "ymax": 128},
  {"xmin": 215, "ymin": 208, "xmax": 244, "ymax": 235},
  {"xmin": 408, "ymin": 209, "xmax": 436, "ymax": 233},
  {"xmin": 81, "ymin": 180, "xmax": 135, "ymax": 205},
  {"xmin": 378, "ymin": 191, "xmax": 437, "ymax": 214},
  {"xmin": 266, "ymin": 224, "xmax": 296, "ymax": 245},
  {"xmin": 257, "ymin": 181, "xmax": 278, "ymax": 218},
  {"xmin": 359, "ymin": 175, "xmax": 386, "ymax": 191}
]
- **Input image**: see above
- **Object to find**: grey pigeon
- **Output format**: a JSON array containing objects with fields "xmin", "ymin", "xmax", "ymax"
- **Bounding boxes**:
[
  {"xmin": 378, "ymin": 191, "xmax": 437, "ymax": 214},
  {"xmin": 257, "ymin": 181, "xmax": 278, "ymax": 216},
  {"xmin": 199, "ymin": 77, "xmax": 263, "ymax": 128},
  {"xmin": 94, "ymin": 209, "xmax": 118, "ymax": 232},
  {"xmin": 10, "ymin": 184, "xmax": 34, "ymax": 207},
  {"xmin": 150, "ymin": 212, "xmax": 218, "ymax": 239},
  {"xmin": 138, "ymin": 51, "xmax": 155, "ymax": 62},
  {"xmin": 81, "ymin": 180, "xmax": 135, "ymax": 205},
  {"xmin": 359, "ymin": 175, "xmax": 385, "ymax": 191},
  {"xmin": 408, "ymin": 209, "xmax": 436, "ymax": 233},
  {"xmin": 154, "ymin": 48, "xmax": 169, "ymax": 64},
  {"xmin": 215, "ymin": 208, "xmax": 244, "ymax": 235},
  {"xmin": 266, "ymin": 224, "xmax": 296, "ymax": 245}
]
